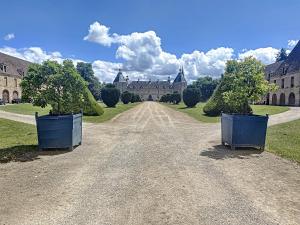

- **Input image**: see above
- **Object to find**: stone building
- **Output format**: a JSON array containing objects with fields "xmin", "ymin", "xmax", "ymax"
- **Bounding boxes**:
[
  {"xmin": 0, "ymin": 52, "xmax": 30, "ymax": 103},
  {"xmin": 265, "ymin": 40, "xmax": 300, "ymax": 106},
  {"xmin": 113, "ymin": 67, "xmax": 187, "ymax": 101}
]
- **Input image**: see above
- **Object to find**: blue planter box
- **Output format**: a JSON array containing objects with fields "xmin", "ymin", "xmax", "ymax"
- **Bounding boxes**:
[
  {"xmin": 221, "ymin": 113, "xmax": 268, "ymax": 150},
  {"xmin": 35, "ymin": 113, "xmax": 82, "ymax": 150}
]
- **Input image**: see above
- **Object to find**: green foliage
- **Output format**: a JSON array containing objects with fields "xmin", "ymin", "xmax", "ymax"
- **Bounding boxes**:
[
  {"xmin": 189, "ymin": 76, "xmax": 220, "ymax": 102},
  {"xmin": 77, "ymin": 62, "xmax": 102, "ymax": 100},
  {"xmin": 130, "ymin": 94, "xmax": 142, "ymax": 103},
  {"xmin": 182, "ymin": 88, "xmax": 201, "ymax": 107},
  {"xmin": 121, "ymin": 91, "xmax": 132, "ymax": 104},
  {"xmin": 159, "ymin": 92, "xmax": 181, "ymax": 104},
  {"xmin": 101, "ymin": 84, "xmax": 120, "ymax": 107},
  {"xmin": 21, "ymin": 60, "xmax": 85, "ymax": 115},
  {"xmin": 276, "ymin": 48, "xmax": 288, "ymax": 62},
  {"xmin": 203, "ymin": 57, "xmax": 277, "ymax": 116},
  {"xmin": 82, "ymin": 88, "xmax": 104, "ymax": 116}
]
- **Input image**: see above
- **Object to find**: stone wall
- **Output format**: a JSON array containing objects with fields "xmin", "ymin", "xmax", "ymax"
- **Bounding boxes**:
[{"xmin": 0, "ymin": 74, "xmax": 22, "ymax": 103}]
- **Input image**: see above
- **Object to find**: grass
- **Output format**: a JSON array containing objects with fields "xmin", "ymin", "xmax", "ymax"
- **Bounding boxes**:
[
  {"xmin": 163, "ymin": 102, "xmax": 289, "ymax": 123},
  {"xmin": 0, "ymin": 102, "xmax": 140, "ymax": 123},
  {"xmin": 0, "ymin": 118, "xmax": 37, "ymax": 162},
  {"xmin": 266, "ymin": 119, "xmax": 300, "ymax": 163}
]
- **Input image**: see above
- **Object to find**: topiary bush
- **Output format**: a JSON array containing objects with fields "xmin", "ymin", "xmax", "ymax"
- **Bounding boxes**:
[
  {"xmin": 101, "ymin": 84, "xmax": 120, "ymax": 107},
  {"xmin": 131, "ymin": 94, "xmax": 141, "ymax": 103},
  {"xmin": 171, "ymin": 92, "xmax": 181, "ymax": 104},
  {"xmin": 83, "ymin": 87, "xmax": 104, "ymax": 116},
  {"xmin": 121, "ymin": 91, "xmax": 132, "ymax": 104},
  {"xmin": 183, "ymin": 88, "xmax": 201, "ymax": 107}
]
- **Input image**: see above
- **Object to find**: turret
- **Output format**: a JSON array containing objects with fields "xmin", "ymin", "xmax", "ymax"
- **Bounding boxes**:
[
  {"xmin": 173, "ymin": 66, "xmax": 187, "ymax": 95},
  {"xmin": 113, "ymin": 69, "xmax": 127, "ymax": 93}
]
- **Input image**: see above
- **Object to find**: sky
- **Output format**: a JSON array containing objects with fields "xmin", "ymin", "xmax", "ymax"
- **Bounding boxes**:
[{"xmin": 0, "ymin": 0, "xmax": 299, "ymax": 83}]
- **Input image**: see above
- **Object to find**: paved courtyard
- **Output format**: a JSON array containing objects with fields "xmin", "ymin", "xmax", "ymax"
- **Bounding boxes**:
[{"xmin": 0, "ymin": 102, "xmax": 299, "ymax": 225}]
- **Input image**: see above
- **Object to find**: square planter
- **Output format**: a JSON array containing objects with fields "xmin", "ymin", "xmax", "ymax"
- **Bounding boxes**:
[
  {"xmin": 221, "ymin": 113, "xmax": 268, "ymax": 150},
  {"xmin": 35, "ymin": 112, "xmax": 82, "ymax": 150}
]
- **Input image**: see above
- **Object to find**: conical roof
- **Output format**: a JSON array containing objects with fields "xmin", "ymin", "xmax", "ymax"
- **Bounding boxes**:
[
  {"xmin": 113, "ymin": 69, "xmax": 126, "ymax": 83},
  {"xmin": 173, "ymin": 67, "xmax": 187, "ymax": 83}
]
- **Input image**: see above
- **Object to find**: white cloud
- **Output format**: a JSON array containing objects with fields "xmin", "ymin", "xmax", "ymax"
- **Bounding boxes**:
[
  {"xmin": 83, "ymin": 22, "xmax": 115, "ymax": 47},
  {"xmin": 238, "ymin": 47, "xmax": 279, "ymax": 65},
  {"xmin": 288, "ymin": 39, "xmax": 298, "ymax": 48},
  {"xmin": 92, "ymin": 60, "xmax": 122, "ymax": 83},
  {"xmin": 3, "ymin": 33, "xmax": 15, "ymax": 41}
]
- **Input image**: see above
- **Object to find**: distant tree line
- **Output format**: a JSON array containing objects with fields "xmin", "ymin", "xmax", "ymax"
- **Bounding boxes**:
[{"xmin": 159, "ymin": 92, "xmax": 181, "ymax": 104}]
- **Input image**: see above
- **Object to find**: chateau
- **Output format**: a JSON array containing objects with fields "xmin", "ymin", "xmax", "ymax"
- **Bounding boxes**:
[
  {"xmin": 265, "ymin": 40, "xmax": 300, "ymax": 106},
  {"xmin": 113, "ymin": 68, "xmax": 187, "ymax": 101},
  {"xmin": 0, "ymin": 52, "xmax": 30, "ymax": 103}
]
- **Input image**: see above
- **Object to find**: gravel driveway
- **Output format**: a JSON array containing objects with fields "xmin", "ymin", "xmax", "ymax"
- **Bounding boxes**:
[{"xmin": 0, "ymin": 102, "xmax": 299, "ymax": 225}]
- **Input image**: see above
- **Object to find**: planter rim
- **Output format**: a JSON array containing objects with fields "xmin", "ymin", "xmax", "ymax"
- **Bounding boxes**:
[
  {"xmin": 35, "ymin": 112, "xmax": 82, "ymax": 119},
  {"xmin": 221, "ymin": 113, "xmax": 268, "ymax": 118}
]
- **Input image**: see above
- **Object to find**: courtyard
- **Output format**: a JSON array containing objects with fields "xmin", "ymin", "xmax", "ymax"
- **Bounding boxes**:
[{"xmin": 0, "ymin": 102, "xmax": 299, "ymax": 225}]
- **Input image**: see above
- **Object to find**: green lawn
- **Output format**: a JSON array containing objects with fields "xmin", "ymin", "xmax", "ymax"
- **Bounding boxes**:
[
  {"xmin": 163, "ymin": 102, "xmax": 289, "ymax": 123},
  {"xmin": 0, "ymin": 118, "xmax": 37, "ymax": 162},
  {"xmin": 266, "ymin": 119, "xmax": 300, "ymax": 163},
  {"xmin": 0, "ymin": 103, "xmax": 140, "ymax": 123}
]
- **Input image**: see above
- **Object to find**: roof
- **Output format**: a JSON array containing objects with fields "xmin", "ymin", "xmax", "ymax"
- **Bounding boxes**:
[
  {"xmin": 273, "ymin": 40, "xmax": 300, "ymax": 76},
  {"xmin": 0, "ymin": 52, "xmax": 31, "ymax": 78},
  {"xmin": 173, "ymin": 67, "xmax": 187, "ymax": 83},
  {"xmin": 265, "ymin": 61, "xmax": 283, "ymax": 75},
  {"xmin": 113, "ymin": 69, "xmax": 126, "ymax": 83},
  {"xmin": 127, "ymin": 80, "xmax": 172, "ymax": 89}
]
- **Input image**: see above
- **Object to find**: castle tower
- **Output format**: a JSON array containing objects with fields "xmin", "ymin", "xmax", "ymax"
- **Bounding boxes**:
[
  {"xmin": 173, "ymin": 66, "xmax": 187, "ymax": 95},
  {"xmin": 113, "ymin": 69, "xmax": 127, "ymax": 93}
]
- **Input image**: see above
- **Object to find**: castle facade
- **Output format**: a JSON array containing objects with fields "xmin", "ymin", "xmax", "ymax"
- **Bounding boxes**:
[{"xmin": 113, "ymin": 68, "xmax": 187, "ymax": 101}]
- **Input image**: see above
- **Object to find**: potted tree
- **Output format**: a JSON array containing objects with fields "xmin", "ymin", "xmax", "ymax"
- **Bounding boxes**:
[
  {"xmin": 21, "ymin": 60, "xmax": 91, "ymax": 150},
  {"xmin": 220, "ymin": 57, "xmax": 277, "ymax": 150}
]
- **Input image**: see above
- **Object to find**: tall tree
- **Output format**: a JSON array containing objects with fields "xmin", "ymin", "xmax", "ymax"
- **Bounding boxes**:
[
  {"xmin": 276, "ymin": 48, "xmax": 288, "ymax": 62},
  {"xmin": 190, "ymin": 76, "xmax": 220, "ymax": 102},
  {"xmin": 76, "ymin": 62, "xmax": 102, "ymax": 100}
]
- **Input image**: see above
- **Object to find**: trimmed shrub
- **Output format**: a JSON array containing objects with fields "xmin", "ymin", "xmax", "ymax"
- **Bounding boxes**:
[
  {"xmin": 121, "ymin": 91, "xmax": 132, "ymax": 104},
  {"xmin": 131, "ymin": 94, "xmax": 141, "ymax": 103},
  {"xmin": 171, "ymin": 92, "xmax": 181, "ymax": 104},
  {"xmin": 83, "ymin": 88, "xmax": 104, "ymax": 116},
  {"xmin": 183, "ymin": 88, "xmax": 201, "ymax": 107},
  {"xmin": 101, "ymin": 84, "xmax": 120, "ymax": 107}
]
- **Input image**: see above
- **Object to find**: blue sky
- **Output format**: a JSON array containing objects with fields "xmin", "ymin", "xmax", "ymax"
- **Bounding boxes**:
[{"xmin": 0, "ymin": 0, "xmax": 299, "ymax": 82}]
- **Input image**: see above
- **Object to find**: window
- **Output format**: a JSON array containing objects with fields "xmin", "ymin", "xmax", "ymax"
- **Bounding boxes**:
[
  {"xmin": 281, "ymin": 78, "xmax": 285, "ymax": 89},
  {"xmin": 273, "ymin": 80, "xmax": 277, "ymax": 84},
  {"xmin": 0, "ymin": 64, "xmax": 7, "ymax": 73},
  {"xmin": 14, "ymin": 78, "xmax": 17, "ymax": 87},
  {"xmin": 4, "ymin": 77, "xmax": 7, "ymax": 86},
  {"xmin": 291, "ymin": 77, "xmax": 294, "ymax": 88}
]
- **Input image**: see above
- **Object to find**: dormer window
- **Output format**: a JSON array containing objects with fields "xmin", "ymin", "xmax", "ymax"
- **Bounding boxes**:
[{"xmin": 0, "ymin": 64, "xmax": 7, "ymax": 73}]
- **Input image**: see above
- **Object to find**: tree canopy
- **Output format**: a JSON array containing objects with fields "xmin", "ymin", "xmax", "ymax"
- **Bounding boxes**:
[
  {"xmin": 189, "ymin": 76, "xmax": 220, "ymax": 102},
  {"xmin": 76, "ymin": 62, "xmax": 102, "ymax": 100}
]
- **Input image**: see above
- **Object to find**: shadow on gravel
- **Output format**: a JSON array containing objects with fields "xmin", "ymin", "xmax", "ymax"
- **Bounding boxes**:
[
  {"xmin": 200, "ymin": 145, "xmax": 264, "ymax": 160},
  {"xmin": 0, "ymin": 145, "xmax": 72, "ymax": 163}
]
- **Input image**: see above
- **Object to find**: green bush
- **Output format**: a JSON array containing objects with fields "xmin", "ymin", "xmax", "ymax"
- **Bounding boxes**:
[
  {"xmin": 83, "ymin": 88, "xmax": 104, "ymax": 116},
  {"xmin": 121, "ymin": 91, "xmax": 132, "ymax": 104},
  {"xmin": 131, "ymin": 94, "xmax": 141, "ymax": 103},
  {"xmin": 183, "ymin": 88, "xmax": 201, "ymax": 107},
  {"xmin": 101, "ymin": 84, "xmax": 120, "ymax": 107},
  {"xmin": 21, "ymin": 60, "xmax": 104, "ymax": 115},
  {"xmin": 171, "ymin": 92, "xmax": 181, "ymax": 104}
]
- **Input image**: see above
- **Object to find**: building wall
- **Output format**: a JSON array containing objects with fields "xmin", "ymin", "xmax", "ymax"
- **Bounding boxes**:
[
  {"xmin": 268, "ymin": 71, "xmax": 300, "ymax": 106},
  {"xmin": 0, "ymin": 74, "xmax": 22, "ymax": 103}
]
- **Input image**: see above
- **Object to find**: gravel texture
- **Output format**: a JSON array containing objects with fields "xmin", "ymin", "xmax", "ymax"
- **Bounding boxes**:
[{"xmin": 0, "ymin": 102, "xmax": 299, "ymax": 225}]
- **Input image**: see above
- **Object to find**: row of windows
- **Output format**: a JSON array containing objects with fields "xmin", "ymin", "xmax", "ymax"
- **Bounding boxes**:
[
  {"xmin": 2, "ymin": 77, "xmax": 18, "ymax": 87},
  {"xmin": 0, "ymin": 64, "xmax": 7, "ymax": 73},
  {"xmin": 273, "ymin": 76, "xmax": 294, "ymax": 89}
]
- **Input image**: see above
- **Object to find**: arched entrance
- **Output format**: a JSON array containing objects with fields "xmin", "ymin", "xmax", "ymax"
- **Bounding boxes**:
[
  {"xmin": 13, "ymin": 91, "xmax": 19, "ymax": 100},
  {"xmin": 271, "ymin": 94, "xmax": 277, "ymax": 105},
  {"xmin": 147, "ymin": 94, "xmax": 153, "ymax": 101},
  {"xmin": 279, "ymin": 93, "xmax": 285, "ymax": 106},
  {"xmin": 266, "ymin": 93, "xmax": 270, "ymax": 105},
  {"xmin": 288, "ymin": 92, "xmax": 295, "ymax": 106},
  {"xmin": 2, "ymin": 90, "xmax": 9, "ymax": 103}
]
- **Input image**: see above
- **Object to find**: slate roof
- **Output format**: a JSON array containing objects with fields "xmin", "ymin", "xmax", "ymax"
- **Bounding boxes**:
[
  {"xmin": 265, "ymin": 60, "xmax": 283, "ymax": 75},
  {"xmin": 113, "ymin": 69, "xmax": 126, "ymax": 83},
  {"xmin": 274, "ymin": 40, "xmax": 300, "ymax": 76},
  {"xmin": 0, "ymin": 52, "xmax": 31, "ymax": 78},
  {"xmin": 127, "ymin": 80, "xmax": 172, "ymax": 89},
  {"xmin": 173, "ymin": 67, "xmax": 187, "ymax": 83}
]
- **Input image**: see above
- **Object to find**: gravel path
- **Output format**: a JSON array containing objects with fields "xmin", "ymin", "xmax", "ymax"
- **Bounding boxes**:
[{"xmin": 0, "ymin": 102, "xmax": 299, "ymax": 225}]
